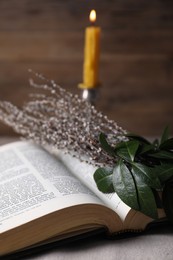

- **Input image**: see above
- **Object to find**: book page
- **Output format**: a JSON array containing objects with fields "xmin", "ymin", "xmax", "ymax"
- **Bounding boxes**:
[
  {"xmin": 0, "ymin": 141, "xmax": 104, "ymax": 233},
  {"xmin": 58, "ymin": 152, "xmax": 131, "ymax": 221}
]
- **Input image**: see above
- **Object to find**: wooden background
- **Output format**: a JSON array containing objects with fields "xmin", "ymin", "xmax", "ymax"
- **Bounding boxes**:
[{"xmin": 0, "ymin": 0, "xmax": 173, "ymax": 136}]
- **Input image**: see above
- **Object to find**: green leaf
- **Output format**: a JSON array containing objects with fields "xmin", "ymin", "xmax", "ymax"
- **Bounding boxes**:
[
  {"xmin": 149, "ymin": 150, "xmax": 173, "ymax": 160},
  {"xmin": 152, "ymin": 189, "xmax": 163, "ymax": 208},
  {"xmin": 94, "ymin": 167, "xmax": 114, "ymax": 193},
  {"xmin": 131, "ymin": 172, "xmax": 158, "ymax": 219},
  {"xmin": 114, "ymin": 141, "xmax": 127, "ymax": 150},
  {"xmin": 131, "ymin": 162, "xmax": 161, "ymax": 189},
  {"xmin": 160, "ymin": 126, "xmax": 170, "ymax": 145},
  {"xmin": 116, "ymin": 140, "xmax": 139, "ymax": 162},
  {"xmin": 162, "ymin": 180, "xmax": 173, "ymax": 223},
  {"xmin": 94, "ymin": 127, "xmax": 173, "ymax": 220},
  {"xmin": 139, "ymin": 143, "xmax": 155, "ymax": 155},
  {"xmin": 126, "ymin": 133, "xmax": 150, "ymax": 144},
  {"xmin": 159, "ymin": 138, "xmax": 173, "ymax": 151},
  {"xmin": 99, "ymin": 133, "xmax": 115, "ymax": 156},
  {"xmin": 152, "ymin": 138, "xmax": 159, "ymax": 148},
  {"xmin": 112, "ymin": 159, "xmax": 139, "ymax": 211},
  {"xmin": 155, "ymin": 164, "xmax": 173, "ymax": 183}
]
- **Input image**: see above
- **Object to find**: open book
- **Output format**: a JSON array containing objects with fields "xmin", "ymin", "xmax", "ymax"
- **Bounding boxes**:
[{"xmin": 0, "ymin": 141, "xmax": 166, "ymax": 257}]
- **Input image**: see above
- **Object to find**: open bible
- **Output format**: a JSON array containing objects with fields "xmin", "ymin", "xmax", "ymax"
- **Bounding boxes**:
[{"xmin": 0, "ymin": 141, "xmax": 166, "ymax": 257}]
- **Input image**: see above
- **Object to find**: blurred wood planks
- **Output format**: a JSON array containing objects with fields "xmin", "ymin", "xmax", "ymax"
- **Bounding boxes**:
[{"xmin": 0, "ymin": 0, "xmax": 173, "ymax": 136}]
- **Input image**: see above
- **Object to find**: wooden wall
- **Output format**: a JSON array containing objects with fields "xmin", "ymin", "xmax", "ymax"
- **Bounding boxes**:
[{"xmin": 0, "ymin": 0, "xmax": 173, "ymax": 136}]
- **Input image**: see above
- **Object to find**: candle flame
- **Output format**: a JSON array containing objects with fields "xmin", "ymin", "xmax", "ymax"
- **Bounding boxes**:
[{"xmin": 89, "ymin": 10, "xmax": 96, "ymax": 23}]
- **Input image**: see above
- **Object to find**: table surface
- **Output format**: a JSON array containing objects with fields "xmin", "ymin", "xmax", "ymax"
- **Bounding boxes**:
[{"xmin": 1, "ymin": 137, "xmax": 173, "ymax": 260}]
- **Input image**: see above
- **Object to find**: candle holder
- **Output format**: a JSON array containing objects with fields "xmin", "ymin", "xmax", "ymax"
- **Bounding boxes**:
[
  {"xmin": 80, "ymin": 88, "xmax": 99, "ymax": 105},
  {"xmin": 78, "ymin": 82, "xmax": 100, "ymax": 105}
]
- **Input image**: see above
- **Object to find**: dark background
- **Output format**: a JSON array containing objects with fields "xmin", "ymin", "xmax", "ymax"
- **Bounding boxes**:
[{"xmin": 0, "ymin": 0, "xmax": 173, "ymax": 136}]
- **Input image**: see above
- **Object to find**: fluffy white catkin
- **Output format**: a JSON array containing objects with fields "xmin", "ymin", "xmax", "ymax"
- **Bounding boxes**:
[{"xmin": 0, "ymin": 72, "xmax": 127, "ymax": 166}]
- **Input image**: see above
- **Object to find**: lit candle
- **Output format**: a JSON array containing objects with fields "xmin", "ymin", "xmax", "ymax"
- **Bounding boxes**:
[{"xmin": 79, "ymin": 10, "xmax": 101, "ymax": 89}]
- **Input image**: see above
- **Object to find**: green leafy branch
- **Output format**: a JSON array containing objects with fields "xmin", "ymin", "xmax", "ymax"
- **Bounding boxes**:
[{"xmin": 94, "ymin": 127, "xmax": 173, "ymax": 221}]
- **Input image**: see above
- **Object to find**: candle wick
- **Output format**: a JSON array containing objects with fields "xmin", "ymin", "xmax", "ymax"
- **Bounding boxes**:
[{"xmin": 90, "ymin": 21, "xmax": 95, "ymax": 26}]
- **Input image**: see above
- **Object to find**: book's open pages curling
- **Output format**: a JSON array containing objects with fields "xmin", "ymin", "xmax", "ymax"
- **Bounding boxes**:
[{"xmin": 0, "ymin": 141, "xmax": 166, "ymax": 256}]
